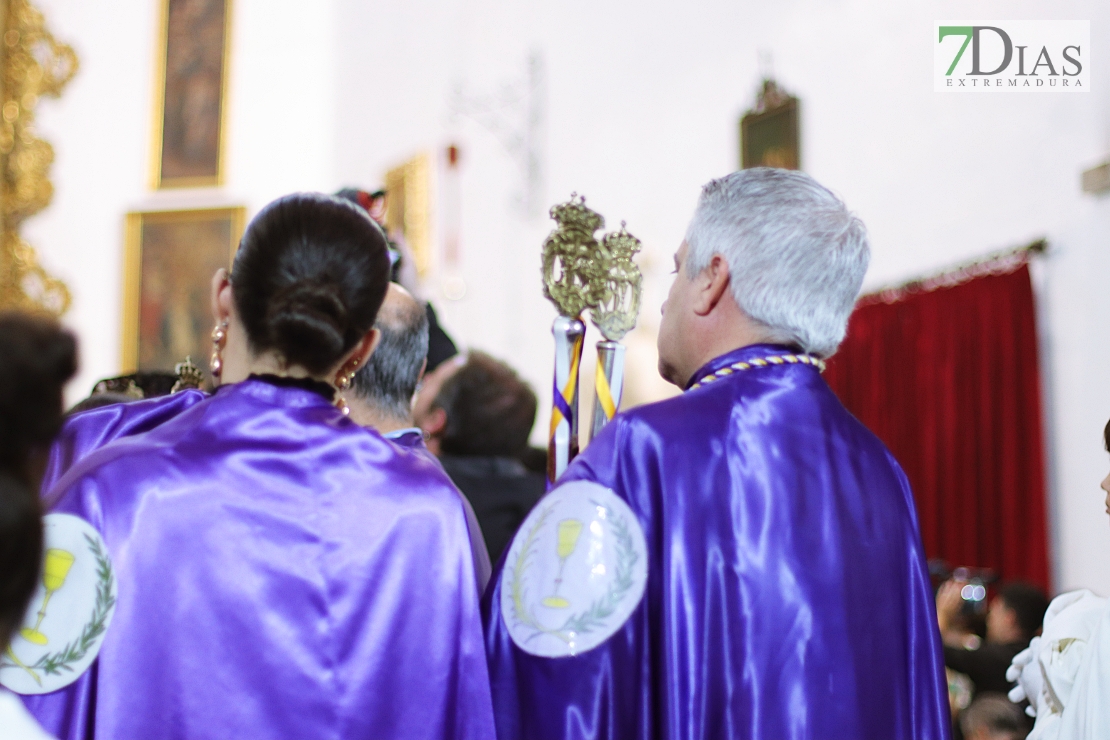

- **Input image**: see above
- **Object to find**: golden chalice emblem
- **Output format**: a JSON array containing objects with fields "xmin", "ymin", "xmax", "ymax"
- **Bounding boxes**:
[
  {"xmin": 542, "ymin": 519, "xmax": 584, "ymax": 609},
  {"xmin": 20, "ymin": 548, "xmax": 75, "ymax": 645}
]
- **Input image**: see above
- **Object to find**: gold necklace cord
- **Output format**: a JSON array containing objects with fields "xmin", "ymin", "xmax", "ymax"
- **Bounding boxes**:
[{"xmin": 687, "ymin": 353, "xmax": 826, "ymax": 391}]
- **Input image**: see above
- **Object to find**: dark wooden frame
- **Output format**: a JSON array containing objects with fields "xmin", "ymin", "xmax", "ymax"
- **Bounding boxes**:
[{"xmin": 739, "ymin": 96, "xmax": 800, "ymax": 170}]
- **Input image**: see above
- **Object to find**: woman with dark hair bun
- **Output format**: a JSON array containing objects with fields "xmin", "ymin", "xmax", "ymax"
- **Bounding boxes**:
[
  {"xmin": 219, "ymin": 192, "xmax": 390, "ymax": 383},
  {"xmin": 25, "ymin": 194, "xmax": 496, "ymax": 740}
]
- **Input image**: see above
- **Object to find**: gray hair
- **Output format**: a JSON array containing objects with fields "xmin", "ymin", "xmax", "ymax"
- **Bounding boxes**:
[
  {"xmin": 684, "ymin": 168, "xmax": 869, "ymax": 357},
  {"xmin": 350, "ymin": 293, "xmax": 429, "ymax": 419}
]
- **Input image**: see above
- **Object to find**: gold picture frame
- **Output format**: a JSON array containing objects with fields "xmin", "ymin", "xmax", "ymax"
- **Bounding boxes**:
[
  {"xmin": 121, "ymin": 207, "xmax": 245, "ymax": 372},
  {"xmin": 150, "ymin": 0, "xmax": 233, "ymax": 189},
  {"xmin": 384, "ymin": 153, "xmax": 433, "ymax": 277}
]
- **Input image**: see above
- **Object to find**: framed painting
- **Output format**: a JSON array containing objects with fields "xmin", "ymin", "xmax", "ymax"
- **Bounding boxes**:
[
  {"xmin": 121, "ymin": 207, "xmax": 246, "ymax": 372},
  {"xmin": 151, "ymin": 0, "xmax": 233, "ymax": 188},
  {"xmin": 384, "ymin": 153, "xmax": 433, "ymax": 277},
  {"xmin": 739, "ymin": 81, "xmax": 800, "ymax": 170}
]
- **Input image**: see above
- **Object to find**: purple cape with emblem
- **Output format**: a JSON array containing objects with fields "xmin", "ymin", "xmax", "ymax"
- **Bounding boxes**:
[
  {"xmin": 41, "ymin": 390, "xmax": 209, "ymax": 497},
  {"xmin": 482, "ymin": 344, "xmax": 951, "ymax": 740},
  {"xmin": 26, "ymin": 378, "xmax": 496, "ymax": 740}
]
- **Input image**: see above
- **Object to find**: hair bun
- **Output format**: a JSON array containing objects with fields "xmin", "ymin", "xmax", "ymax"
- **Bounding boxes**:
[
  {"xmin": 231, "ymin": 193, "xmax": 392, "ymax": 375},
  {"xmin": 265, "ymin": 281, "xmax": 349, "ymax": 373}
]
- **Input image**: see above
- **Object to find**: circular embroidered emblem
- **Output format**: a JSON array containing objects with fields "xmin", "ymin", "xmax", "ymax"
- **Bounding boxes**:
[
  {"xmin": 501, "ymin": 480, "xmax": 648, "ymax": 657},
  {"xmin": 0, "ymin": 514, "xmax": 117, "ymax": 695}
]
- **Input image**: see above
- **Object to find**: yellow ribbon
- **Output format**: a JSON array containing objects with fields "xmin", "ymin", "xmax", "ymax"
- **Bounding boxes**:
[{"xmin": 594, "ymin": 360, "xmax": 616, "ymax": 420}]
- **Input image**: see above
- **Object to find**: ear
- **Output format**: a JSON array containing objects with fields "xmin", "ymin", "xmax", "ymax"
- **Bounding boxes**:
[
  {"xmin": 416, "ymin": 358, "xmax": 428, "ymax": 385},
  {"xmin": 210, "ymin": 268, "xmax": 233, "ymax": 324},
  {"xmin": 691, "ymin": 254, "xmax": 732, "ymax": 316},
  {"xmin": 336, "ymin": 328, "xmax": 381, "ymax": 383},
  {"xmin": 422, "ymin": 407, "xmax": 447, "ymax": 437}
]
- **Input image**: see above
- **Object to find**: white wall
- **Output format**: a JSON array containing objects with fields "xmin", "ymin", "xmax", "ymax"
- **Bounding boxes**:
[
  {"xmin": 26, "ymin": 0, "xmax": 338, "ymax": 398},
  {"xmin": 23, "ymin": 0, "xmax": 158, "ymax": 402},
  {"xmin": 21, "ymin": 0, "xmax": 1110, "ymax": 595}
]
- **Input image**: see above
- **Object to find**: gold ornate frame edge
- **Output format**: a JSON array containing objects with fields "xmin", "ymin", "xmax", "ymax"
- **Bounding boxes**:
[
  {"xmin": 1, "ymin": 0, "xmax": 7, "ymax": 244},
  {"xmin": 0, "ymin": 0, "xmax": 77, "ymax": 315},
  {"xmin": 1, "ymin": 1, "xmax": 6, "ymax": 238}
]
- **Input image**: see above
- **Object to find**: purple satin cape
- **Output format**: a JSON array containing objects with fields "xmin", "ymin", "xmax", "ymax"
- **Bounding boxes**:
[
  {"xmin": 27, "ymin": 379, "xmax": 496, "ymax": 740},
  {"xmin": 482, "ymin": 344, "xmax": 951, "ymax": 740},
  {"xmin": 385, "ymin": 428, "xmax": 492, "ymax": 592},
  {"xmin": 41, "ymin": 390, "xmax": 208, "ymax": 496}
]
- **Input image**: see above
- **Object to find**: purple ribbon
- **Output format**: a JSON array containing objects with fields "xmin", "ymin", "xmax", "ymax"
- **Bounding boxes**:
[{"xmin": 552, "ymin": 379, "xmax": 574, "ymax": 426}]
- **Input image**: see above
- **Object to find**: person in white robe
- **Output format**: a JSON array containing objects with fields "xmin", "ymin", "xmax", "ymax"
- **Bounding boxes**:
[{"xmin": 1007, "ymin": 419, "xmax": 1110, "ymax": 738}]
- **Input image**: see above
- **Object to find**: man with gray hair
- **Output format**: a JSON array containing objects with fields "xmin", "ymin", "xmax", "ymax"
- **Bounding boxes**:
[
  {"xmin": 483, "ymin": 169, "xmax": 950, "ymax": 739},
  {"xmin": 347, "ymin": 283, "xmax": 431, "ymax": 446}
]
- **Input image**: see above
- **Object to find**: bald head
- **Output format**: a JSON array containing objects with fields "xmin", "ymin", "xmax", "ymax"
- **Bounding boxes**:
[
  {"xmin": 377, "ymin": 284, "xmax": 425, "ymax": 334},
  {"xmin": 349, "ymin": 284, "xmax": 430, "ymax": 427}
]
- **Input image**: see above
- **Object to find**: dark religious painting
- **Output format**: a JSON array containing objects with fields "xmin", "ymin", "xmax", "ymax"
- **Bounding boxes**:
[
  {"xmin": 122, "ymin": 208, "xmax": 245, "ymax": 372},
  {"xmin": 739, "ymin": 79, "xmax": 800, "ymax": 170},
  {"xmin": 154, "ymin": 0, "xmax": 231, "ymax": 187}
]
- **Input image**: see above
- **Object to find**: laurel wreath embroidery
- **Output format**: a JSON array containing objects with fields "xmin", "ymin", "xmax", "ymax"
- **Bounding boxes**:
[
  {"xmin": 508, "ymin": 499, "xmax": 640, "ymax": 647},
  {"xmin": 2, "ymin": 533, "xmax": 117, "ymax": 684},
  {"xmin": 33, "ymin": 533, "xmax": 115, "ymax": 676}
]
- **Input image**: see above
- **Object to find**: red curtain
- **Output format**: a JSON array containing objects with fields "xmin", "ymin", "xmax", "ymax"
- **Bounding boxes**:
[{"xmin": 824, "ymin": 262, "xmax": 1050, "ymax": 592}]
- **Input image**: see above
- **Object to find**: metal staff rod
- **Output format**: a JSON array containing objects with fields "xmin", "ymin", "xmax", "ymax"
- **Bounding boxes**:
[
  {"xmin": 587, "ymin": 223, "xmax": 643, "ymax": 443},
  {"xmin": 541, "ymin": 196, "xmax": 641, "ymax": 481},
  {"xmin": 589, "ymin": 340, "xmax": 625, "ymax": 441},
  {"xmin": 541, "ymin": 195, "xmax": 603, "ymax": 483},
  {"xmin": 548, "ymin": 315, "xmax": 585, "ymax": 482}
]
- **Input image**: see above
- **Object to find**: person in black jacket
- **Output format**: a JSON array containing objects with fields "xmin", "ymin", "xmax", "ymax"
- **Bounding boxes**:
[
  {"xmin": 419, "ymin": 351, "xmax": 545, "ymax": 563},
  {"xmin": 937, "ymin": 578, "xmax": 1049, "ymax": 697}
]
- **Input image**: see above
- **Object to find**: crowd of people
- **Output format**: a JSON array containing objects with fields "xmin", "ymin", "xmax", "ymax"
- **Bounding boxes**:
[
  {"xmin": 0, "ymin": 169, "xmax": 1108, "ymax": 739},
  {"xmin": 937, "ymin": 578, "xmax": 1049, "ymax": 739}
]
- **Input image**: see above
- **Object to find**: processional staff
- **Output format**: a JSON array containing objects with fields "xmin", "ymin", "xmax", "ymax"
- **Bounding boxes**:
[{"xmin": 541, "ymin": 195, "xmax": 643, "ymax": 483}]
